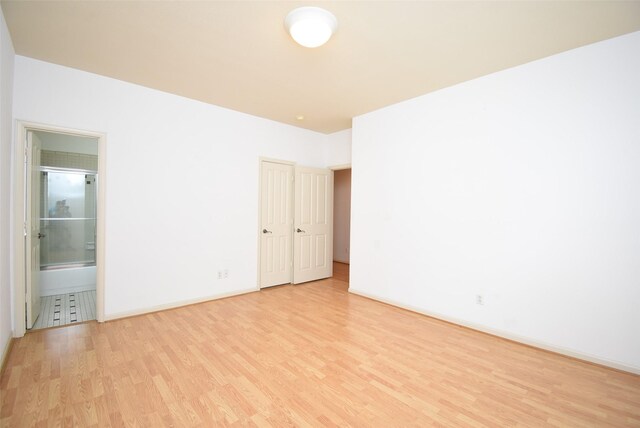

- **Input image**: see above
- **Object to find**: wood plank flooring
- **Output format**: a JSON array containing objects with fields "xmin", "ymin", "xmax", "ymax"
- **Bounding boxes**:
[
  {"xmin": 332, "ymin": 261, "xmax": 349, "ymax": 283},
  {"xmin": 32, "ymin": 290, "xmax": 97, "ymax": 330},
  {"xmin": 2, "ymin": 263, "xmax": 639, "ymax": 427}
]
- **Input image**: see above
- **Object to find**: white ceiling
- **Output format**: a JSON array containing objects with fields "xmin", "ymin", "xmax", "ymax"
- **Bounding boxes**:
[{"xmin": 2, "ymin": 1, "xmax": 640, "ymax": 134}]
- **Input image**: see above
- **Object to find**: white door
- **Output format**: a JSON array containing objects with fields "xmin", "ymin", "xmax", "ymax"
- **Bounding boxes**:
[
  {"xmin": 26, "ymin": 131, "xmax": 42, "ymax": 329},
  {"xmin": 260, "ymin": 162, "xmax": 294, "ymax": 288},
  {"xmin": 293, "ymin": 166, "xmax": 333, "ymax": 284}
]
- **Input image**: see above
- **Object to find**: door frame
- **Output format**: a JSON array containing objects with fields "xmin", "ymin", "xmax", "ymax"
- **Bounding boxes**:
[
  {"xmin": 329, "ymin": 164, "xmax": 352, "ymax": 269},
  {"xmin": 13, "ymin": 121, "xmax": 107, "ymax": 337},
  {"xmin": 257, "ymin": 157, "xmax": 295, "ymax": 289},
  {"xmin": 329, "ymin": 163, "xmax": 351, "ymax": 171}
]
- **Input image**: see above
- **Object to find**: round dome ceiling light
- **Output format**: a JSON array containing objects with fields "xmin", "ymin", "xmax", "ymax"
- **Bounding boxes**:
[{"xmin": 284, "ymin": 7, "xmax": 338, "ymax": 48}]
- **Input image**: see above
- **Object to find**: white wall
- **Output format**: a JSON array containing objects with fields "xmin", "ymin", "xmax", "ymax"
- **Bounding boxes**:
[
  {"xmin": 0, "ymin": 8, "xmax": 15, "ymax": 362},
  {"xmin": 14, "ymin": 56, "xmax": 330, "ymax": 318},
  {"xmin": 333, "ymin": 169, "xmax": 351, "ymax": 263},
  {"xmin": 325, "ymin": 129, "xmax": 352, "ymax": 167},
  {"xmin": 351, "ymin": 31, "xmax": 640, "ymax": 372}
]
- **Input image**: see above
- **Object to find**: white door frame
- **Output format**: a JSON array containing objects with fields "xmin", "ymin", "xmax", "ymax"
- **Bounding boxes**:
[
  {"xmin": 329, "ymin": 163, "xmax": 351, "ymax": 171},
  {"xmin": 13, "ymin": 121, "xmax": 107, "ymax": 337},
  {"xmin": 257, "ymin": 157, "xmax": 295, "ymax": 288},
  {"xmin": 329, "ymin": 164, "xmax": 351, "ymax": 268}
]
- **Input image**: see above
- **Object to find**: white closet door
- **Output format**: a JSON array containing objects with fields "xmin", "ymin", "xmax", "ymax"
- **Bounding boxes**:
[
  {"xmin": 293, "ymin": 166, "xmax": 333, "ymax": 284},
  {"xmin": 260, "ymin": 161, "xmax": 294, "ymax": 288}
]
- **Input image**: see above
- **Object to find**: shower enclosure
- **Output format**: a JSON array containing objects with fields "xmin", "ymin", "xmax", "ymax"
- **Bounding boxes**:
[{"xmin": 40, "ymin": 168, "xmax": 97, "ymax": 270}]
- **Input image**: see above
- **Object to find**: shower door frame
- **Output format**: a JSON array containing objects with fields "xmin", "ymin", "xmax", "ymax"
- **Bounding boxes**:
[
  {"xmin": 39, "ymin": 166, "xmax": 98, "ymax": 271},
  {"xmin": 12, "ymin": 121, "xmax": 106, "ymax": 336}
]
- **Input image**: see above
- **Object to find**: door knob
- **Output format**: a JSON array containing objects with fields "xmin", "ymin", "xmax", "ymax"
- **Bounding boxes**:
[
  {"xmin": 262, "ymin": 229, "xmax": 272, "ymax": 234},
  {"xmin": 37, "ymin": 232, "xmax": 46, "ymax": 239},
  {"xmin": 296, "ymin": 228, "xmax": 306, "ymax": 233}
]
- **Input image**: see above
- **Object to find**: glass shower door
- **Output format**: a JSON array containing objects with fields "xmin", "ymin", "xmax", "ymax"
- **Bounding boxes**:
[{"xmin": 40, "ymin": 169, "xmax": 97, "ymax": 269}]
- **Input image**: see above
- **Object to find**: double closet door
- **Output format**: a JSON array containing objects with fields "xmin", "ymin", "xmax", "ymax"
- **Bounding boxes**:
[{"xmin": 260, "ymin": 161, "xmax": 333, "ymax": 287}]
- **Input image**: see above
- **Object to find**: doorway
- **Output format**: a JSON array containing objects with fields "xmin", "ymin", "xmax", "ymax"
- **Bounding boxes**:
[
  {"xmin": 332, "ymin": 167, "xmax": 351, "ymax": 284},
  {"xmin": 31, "ymin": 131, "xmax": 98, "ymax": 329},
  {"xmin": 258, "ymin": 160, "xmax": 334, "ymax": 288},
  {"xmin": 13, "ymin": 122, "xmax": 106, "ymax": 336}
]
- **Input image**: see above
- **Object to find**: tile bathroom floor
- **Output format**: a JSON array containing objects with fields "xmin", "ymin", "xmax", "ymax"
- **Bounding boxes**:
[{"xmin": 32, "ymin": 290, "xmax": 96, "ymax": 330}]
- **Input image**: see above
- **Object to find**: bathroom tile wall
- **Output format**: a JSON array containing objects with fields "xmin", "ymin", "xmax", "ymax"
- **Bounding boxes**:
[{"xmin": 41, "ymin": 150, "xmax": 98, "ymax": 170}]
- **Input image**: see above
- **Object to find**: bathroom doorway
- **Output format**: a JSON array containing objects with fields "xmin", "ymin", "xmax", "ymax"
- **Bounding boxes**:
[
  {"xmin": 11, "ymin": 121, "xmax": 106, "ymax": 335},
  {"xmin": 29, "ymin": 130, "xmax": 99, "ymax": 329}
]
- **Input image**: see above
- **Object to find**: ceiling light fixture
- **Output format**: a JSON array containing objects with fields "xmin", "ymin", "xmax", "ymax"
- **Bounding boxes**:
[{"xmin": 284, "ymin": 7, "xmax": 338, "ymax": 48}]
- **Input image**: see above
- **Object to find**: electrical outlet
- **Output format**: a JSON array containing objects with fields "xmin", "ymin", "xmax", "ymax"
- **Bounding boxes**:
[
  {"xmin": 217, "ymin": 271, "xmax": 222, "ymax": 280},
  {"xmin": 476, "ymin": 294, "xmax": 484, "ymax": 305},
  {"xmin": 223, "ymin": 269, "xmax": 229, "ymax": 279}
]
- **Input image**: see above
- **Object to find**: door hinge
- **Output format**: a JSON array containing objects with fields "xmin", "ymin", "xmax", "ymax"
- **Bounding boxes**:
[{"xmin": 23, "ymin": 223, "xmax": 27, "ymax": 237}]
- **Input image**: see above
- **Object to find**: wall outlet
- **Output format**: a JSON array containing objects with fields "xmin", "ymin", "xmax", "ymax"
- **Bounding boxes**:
[
  {"xmin": 476, "ymin": 294, "xmax": 484, "ymax": 305},
  {"xmin": 217, "ymin": 271, "xmax": 223, "ymax": 280},
  {"xmin": 223, "ymin": 269, "xmax": 229, "ymax": 279}
]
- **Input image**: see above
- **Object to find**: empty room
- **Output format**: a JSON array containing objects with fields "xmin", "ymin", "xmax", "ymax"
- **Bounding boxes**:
[{"xmin": 1, "ymin": 1, "xmax": 639, "ymax": 426}]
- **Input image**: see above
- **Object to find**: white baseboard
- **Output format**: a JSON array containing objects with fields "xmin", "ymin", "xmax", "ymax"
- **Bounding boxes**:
[
  {"xmin": 349, "ymin": 288, "xmax": 640, "ymax": 376},
  {"xmin": 104, "ymin": 287, "xmax": 259, "ymax": 321}
]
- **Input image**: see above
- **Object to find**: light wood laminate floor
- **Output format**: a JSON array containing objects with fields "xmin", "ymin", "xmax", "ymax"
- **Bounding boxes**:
[
  {"xmin": 2, "ymin": 263, "xmax": 639, "ymax": 427},
  {"xmin": 32, "ymin": 290, "xmax": 96, "ymax": 330}
]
